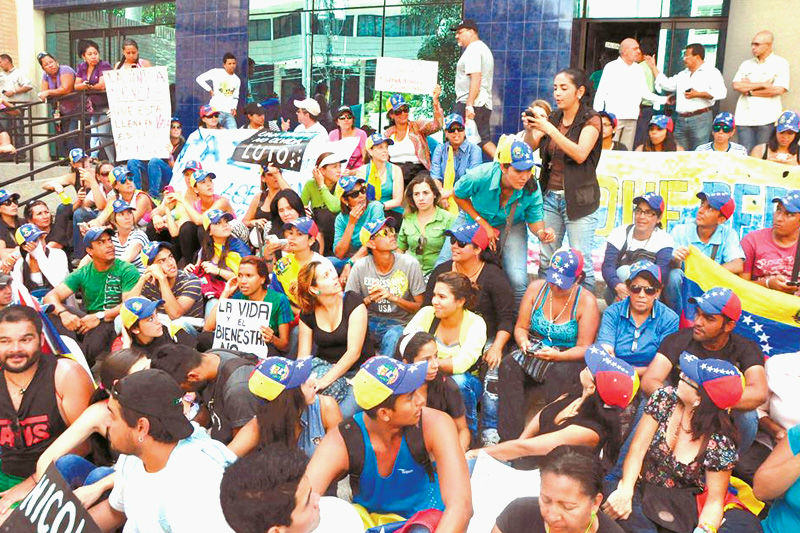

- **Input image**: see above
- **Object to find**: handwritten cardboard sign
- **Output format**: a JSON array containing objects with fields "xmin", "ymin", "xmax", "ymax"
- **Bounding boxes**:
[
  {"xmin": 104, "ymin": 66, "xmax": 172, "ymax": 161},
  {"xmin": 374, "ymin": 57, "xmax": 439, "ymax": 95},
  {"xmin": 0, "ymin": 462, "xmax": 101, "ymax": 533},
  {"xmin": 212, "ymin": 298, "xmax": 273, "ymax": 358}
]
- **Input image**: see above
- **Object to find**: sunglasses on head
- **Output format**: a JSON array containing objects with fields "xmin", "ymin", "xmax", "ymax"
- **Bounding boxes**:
[
  {"xmin": 414, "ymin": 235, "xmax": 427, "ymax": 255},
  {"xmin": 344, "ymin": 187, "xmax": 366, "ymax": 199},
  {"xmin": 629, "ymin": 285, "xmax": 657, "ymax": 295},
  {"xmin": 447, "ymin": 125, "xmax": 465, "ymax": 133},
  {"xmin": 679, "ymin": 372, "xmax": 700, "ymax": 391},
  {"xmin": 713, "ymin": 124, "xmax": 733, "ymax": 133}
]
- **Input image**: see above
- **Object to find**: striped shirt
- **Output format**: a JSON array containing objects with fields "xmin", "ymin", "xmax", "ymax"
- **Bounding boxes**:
[{"xmin": 113, "ymin": 230, "xmax": 149, "ymax": 273}]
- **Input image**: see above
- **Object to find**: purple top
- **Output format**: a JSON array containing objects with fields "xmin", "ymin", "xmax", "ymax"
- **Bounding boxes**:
[
  {"xmin": 329, "ymin": 128, "xmax": 367, "ymax": 169},
  {"xmin": 41, "ymin": 65, "xmax": 80, "ymax": 115},
  {"xmin": 75, "ymin": 60, "xmax": 112, "ymax": 109}
]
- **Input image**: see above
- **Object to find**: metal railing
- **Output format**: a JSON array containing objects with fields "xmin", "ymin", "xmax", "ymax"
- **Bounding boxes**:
[{"xmin": 1, "ymin": 91, "xmax": 115, "ymax": 204}]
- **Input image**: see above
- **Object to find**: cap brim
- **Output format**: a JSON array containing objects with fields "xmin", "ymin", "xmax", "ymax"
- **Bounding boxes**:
[
  {"xmin": 511, "ymin": 161, "xmax": 535, "ymax": 171},
  {"xmin": 776, "ymin": 125, "xmax": 800, "ymax": 133},
  {"xmin": 546, "ymin": 268, "xmax": 577, "ymax": 290},
  {"xmin": 286, "ymin": 360, "xmax": 314, "ymax": 389},
  {"xmin": 688, "ymin": 297, "xmax": 719, "ymax": 318},
  {"xmin": 164, "ymin": 415, "xmax": 193, "ymax": 440},
  {"xmin": 678, "ymin": 352, "xmax": 701, "ymax": 384},
  {"xmin": 394, "ymin": 361, "xmax": 429, "ymax": 395}
]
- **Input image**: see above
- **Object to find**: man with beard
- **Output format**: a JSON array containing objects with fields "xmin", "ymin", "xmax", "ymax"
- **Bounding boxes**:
[
  {"xmin": 0, "ymin": 305, "xmax": 93, "ymax": 512},
  {"xmin": 86, "ymin": 369, "xmax": 236, "ymax": 531},
  {"xmin": 150, "ymin": 344, "xmax": 260, "ymax": 444},
  {"xmin": 642, "ymin": 287, "xmax": 767, "ymax": 453}
]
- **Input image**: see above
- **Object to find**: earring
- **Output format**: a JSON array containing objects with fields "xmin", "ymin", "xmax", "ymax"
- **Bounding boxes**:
[
  {"xmin": 693, "ymin": 400, "xmax": 700, "ymax": 408},
  {"xmin": 138, "ymin": 436, "xmax": 144, "ymax": 443},
  {"xmin": 311, "ymin": 289, "xmax": 319, "ymax": 296}
]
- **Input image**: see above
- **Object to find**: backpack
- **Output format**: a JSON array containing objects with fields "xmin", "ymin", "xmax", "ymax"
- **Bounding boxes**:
[
  {"xmin": 339, "ymin": 415, "xmax": 434, "ymax": 496},
  {"xmin": 205, "ymin": 349, "xmax": 259, "ymax": 439}
]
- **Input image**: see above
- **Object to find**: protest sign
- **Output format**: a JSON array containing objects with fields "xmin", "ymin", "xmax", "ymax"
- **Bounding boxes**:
[
  {"xmin": 374, "ymin": 57, "xmax": 439, "ymax": 95},
  {"xmin": 104, "ymin": 66, "xmax": 171, "ymax": 161},
  {"xmin": 232, "ymin": 130, "xmax": 316, "ymax": 171},
  {"xmin": 0, "ymin": 462, "xmax": 101, "ymax": 533},
  {"xmin": 212, "ymin": 298, "xmax": 273, "ymax": 358}
]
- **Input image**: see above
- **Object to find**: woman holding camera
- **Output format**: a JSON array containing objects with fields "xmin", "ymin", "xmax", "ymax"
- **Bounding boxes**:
[{"xmin": 497, "ymin": 248, "xmax": 600, "ymax": 442}]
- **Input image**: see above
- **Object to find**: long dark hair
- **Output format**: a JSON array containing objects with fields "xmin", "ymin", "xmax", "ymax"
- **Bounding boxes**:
[
  {"xmin": 115, "ymin": 38, "xmax": 140, "ymax": 69},
  {"xmin": 394, "ymin": 332, "xmax": 450, "ymax": 411},
  {"xmin": 269, "ymin": 189, "xmax": 305, "ymax": 236},
  {"xmin": 767, "ymin": 128, "xmax": 800, "ymax": 155},
  {"xmin": 575, "ymin": 393, "xmax": 623, "ymax": 466},
  {"xmin": 199, "ymin": 226, "xmax": 232, "ymax": 268},
  {"xmin": 689, "ymin": 388, "xmax": 739, "ymax": 451},
  {"xmin": 434, "ymin": 271, "xmax": 479, "ymax": 311},
  {"xmin": 643, "ymin": 129, "xmax": 678, "ymax": 152},
  {"xmin": 78, "ymin": 39, "xmax": 100, "ymax": 59},
  {"xmin": 555, "ymin": 68, "xmax": 594, "ymax": 106},
  {"xmin": 255, "ymin": 387, "xmax": 307, "ymax": 449}
]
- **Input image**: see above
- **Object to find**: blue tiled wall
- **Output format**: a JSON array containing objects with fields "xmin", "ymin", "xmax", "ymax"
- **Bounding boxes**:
[{"xmin": 464, "ymin": 0, "xmax": 574, "ymax": 141}]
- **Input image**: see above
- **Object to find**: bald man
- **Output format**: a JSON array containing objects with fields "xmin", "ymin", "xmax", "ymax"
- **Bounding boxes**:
[
  {"xmin": 593, "ymin": 38, "xmax": 666, "ymax": 150},
  {"xmin": 732, "ymin": 30, "xmax": 790, "ymax": 152}
]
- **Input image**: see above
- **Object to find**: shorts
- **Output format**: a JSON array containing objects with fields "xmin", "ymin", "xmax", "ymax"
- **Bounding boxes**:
[{"xmin": 454, "ymin": 101, "xmax": 492, "ymax": 147}]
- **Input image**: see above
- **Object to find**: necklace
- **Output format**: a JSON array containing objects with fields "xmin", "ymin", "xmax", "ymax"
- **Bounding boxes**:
[
  {"xmin": 546, "ymin": 285, "xmax": 576, "ymax": 342},
  {"xmin": 545, "ymin": 513, "xmax": 595, "ymax": 533},
  {"xmin": 5, "ymin": 373, "xmax": 33, "ymax": 396},
  {"xmin": 454, "ymin": 261, "xmax": 484, "ymax": 282}
]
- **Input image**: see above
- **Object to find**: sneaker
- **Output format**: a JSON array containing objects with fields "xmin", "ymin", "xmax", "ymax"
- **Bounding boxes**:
[{"xmin": 481, "ymin": 428, "xmax": 500, "ymax": 447}]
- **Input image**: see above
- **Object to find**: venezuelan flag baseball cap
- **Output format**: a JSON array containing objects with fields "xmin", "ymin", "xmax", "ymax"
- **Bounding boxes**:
[
  {"xmin": 112, "ymin": 199, "xmax": 135, "ymax": 213},
  {"xmin": 713, "ymin": 112, "xmax": 735, "ymax": 128},
  {"xmin": 359, "ymin": 217, "xmax": 395, "ymax": 245},
  {"xmin": 183, "ymin": 160, "xmax": 203, "ymax": 173},
  {"xmin": 628, "ymin": 260, "xmax": 661, "ymax": 285},
  {"xmin": 546, "ymin": 248, "xmax": 584, "ymax": 290},
  {"xmin": 679, "ymin": 351, "xmax": 744, "ymax": 410},
  {"xmin": 509, "ymin": 140, "xmax": 536, "ymax": 171},
  {"xmin": 352, "ymin": 356, "xmax": 428, "ymax": 410},
  {"xmin": 633, "ymin": 191, "xmax": 665, "ymax": 215},
  {"xmin": 338, "ymin": 174, "xmax": 366, "ymax": 195},
  {"xmin": 141, "ymin": 241, "xmax": 173, "ymax": 267},
  {"xmin": 15, "ymin": 223, "xmax": 45, "ymax": 245},
  {"xmin": 387, "ymin": 94, "xmax": 408, "ymax": 113},
  {"xmin": 189, "ymin": 169, "xmax": 216, "ymax": 188},
  {"xmin": 444, "ymin": 113, "xmax": 465, "ymax": 130},
  {"xmin": 110, "ymin": 166, "xmax": 134, "ymax": 185},
  {"xmin": 82, "ymin": 226, "xmax": 114, "ymax": 250},
  {"xmin": 444, "ymin": 221, "xmax": 493, "ymax": 251},
  {"xmin": 365, "ymin": 132, "xmax": 394, "ymax": 151},
  {"xmin": 0, "ymin": 190, "xmax": 19, "ymax": 205},
  {"xmin": 776, "ymin": 110, "xmax": 800, "ymax": 133},
  {"xmin": 599, "ymin": 110, "xmax": 618, "ymax": 129},
  {"xmin": 68, "ymin": 148, "xmax": 88, "ymax": 164},
  {"xmin": 283, "ymin": 216, "xmax": 319, "ymax": 238},
  {"xmin": 202, "ymin": 209, "xmax": 234, "ymax": 230},
  {"xmin": 199, "ymin": 104, "xmax": 218, "ymax": 117},
  {"xmin": 585, "ymin": 344, "xmax": 639, "ymax": 408},
  {"xmin": 249, "ymin": 357, "xmax": 314, "ymax": 401},
  {"xmin": 688, "ymin": 287, "xmax": 742, "ymax": 322},
  {"xmin": 649, "ymin": 114, "xmax": 674, "ymax": 132},
  {"xmin": 120, "ymin": 296, "xmax": 163, "ymax": 329},
  {"xmin": 772, "ymin": 189, "xmax": 800, "ymax": 214},
  {"xmin": 697, "ymin": 191, "xmax": 736, "ymax": 220}
]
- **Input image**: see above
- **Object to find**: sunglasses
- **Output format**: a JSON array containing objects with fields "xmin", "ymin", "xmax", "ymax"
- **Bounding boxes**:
[
  {"xmin": 115, "ymin": 176, "xmax": 132, "ymax": 184},
  {"xmin": 453, "ymin": 239, "xmax": 471, "ymax": 248},
  {"xmin": 99, "ymin": 170, "xmax": 110, "ymax": 176},
  {"xmin": 344, "ymin": 187, "xmax": 366, "ymax": 199},
  {"xmin": 375, "ymin": 227, "xmax": 395, "ymax": 238},
  {"xmin": 394, "ymin": 106, "xmax": 410, "ymax": 115},
  {"xmin": 207, "ymin": 113, "xmax": 220, "ymax": 119},
  {"xmin": 338, "ymin": 114, "xmax": 354, "ymax": 120},
  {"xmin": 629, "ymin": 285, "xmax": 657, "ymax": 296},
  {"xmin": 633, "ymin": 207, "xmax": 658, "ymax": 217},
  {"xmin": 712, "ymin": 124, "xmax": 733, "ymax": 133},
  {"xmin": 1, "ymin": 199, "xmax": 17, "ymax": 206},
  {"xmin": 414, "ymin": 235, "xmax": 428, "ymax": 255},
  {"xmin": 447, "ymin": 126, "xmax": 465, "ymax": 133}
]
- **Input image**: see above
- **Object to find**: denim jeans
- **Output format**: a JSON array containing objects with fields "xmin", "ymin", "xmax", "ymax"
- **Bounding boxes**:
[
  {"xmin": 339, "ymin": 385, "xmax": 360, "ymax": 419},
  {"xmin": 127, "ymin": 158, "xmax": 172, "ymax": 197},
  {"xmin": 56, "ymin": 454, "xmax": 114, "ymax": 489},
  {"xmin": 451, "ymin": 372, "xmax": 482, "ymax": 438},
  {"xmin": 89, "ymin": 106, "xmax": 115, "ymax": 163},
  {"xmin": 734, "ymin": 409, "xmax": 758, "ymax": 455},
  {"xmin": 665, "ymin": 267, "xmax": 685, "ymax": 316},
  {"xmin": 367, "ymin": 316, "xmax": 405, "ymax": 357},
  {"xmin": 218, "ymin": 111, "xmax": 237, "ymax": 129},
  {"xmin": 127, "ymin": 159, "xmax": 147, "ymax": 191},
  {"xmin": 435, "ymin": 211, "xmax": 531, "ymax": 305},
  {"xmin": 72, "ymin": 207, "xmax": 99, "ymax": 260},
  {"xmin": 540, "ymin": 191, "xmax": 598, "ymax": 289},
  {"xmin": 736, "ymin": 124, "xmax": 773, "ymax": 154},
  {"xmin": 674, "ymin": 110, "xmax": 713, "ymax": 150}
]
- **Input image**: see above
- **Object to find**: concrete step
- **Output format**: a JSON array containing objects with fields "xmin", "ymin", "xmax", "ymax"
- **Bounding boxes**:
[{"xmin": 0, "ymin": 161, "xmax": 71, "ymax": 210}]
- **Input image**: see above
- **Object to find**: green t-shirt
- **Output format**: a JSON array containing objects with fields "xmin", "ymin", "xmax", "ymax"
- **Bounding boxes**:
[
  {"xmin": 232, "ymin": 290, "xmax": 294, "ymax": 331},
  {"xmin": 64, "ymin": 259, "xmax": 140, "ymax": 312}
]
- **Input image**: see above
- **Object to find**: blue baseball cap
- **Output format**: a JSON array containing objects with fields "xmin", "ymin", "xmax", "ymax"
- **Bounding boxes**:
[
  {"xmin": 15, "ymin": 223, "xmax": 45, "ymax": 245},
  {"xmin": 120, "ymin": 296, "xmax": 163, "ymax": 329},
  {"xmin": 189, "ymin": 170, "xmax": 216, "ymax": 187},
  {"xmin": 82, "ymin": 226, "xmax": 114, "ymax": 250},
  {"xmin": 0, "ymin": 190, "xmax": 20, "ymax": 205},
  {"xmin": 141, "ymin": 241, "xmax": 173, "ymax": 267},
  {"xmin": 359, "ymin": 217, "xmax": 395, "ymax": 244},
  {"xmin": 68, "ymin": 148, "xmax": 88, "ymax": 164},
  {"xmin": 772, "ymin": 189, "xmax": 800, "ymax": 213},
  {"xmin": 713, "ymin": 112, "xmax": 735, "ymax": 128},
  {"xmin": 633, "ymin": 191, "xmax": 665, "ymax": 214},
  {"xmin": 112, "ymin": 199, "xmax": 135, "ymax": 214},
  {"xmin": 352, "ymin": 356, "xmax": 428, "ymax": 410},
  {"xmin": 338, "ymin": 174, "xmax": 366, "ymax": 194},
  {"xmin": 628, "ymin": 260, "xmax": 661, "ymax": 284},
  {"xmin": 546, "ymin": 248, "xmax": 585, "ymax": 290},
  {"xmin": 599, "ymin": 110, "xmax": 617, "ymax": 129},
  {"xmin": 688, "ymin": 287, "xmax": 742, "ymax": 322},
  {"xmin": 202, "ymin": 209, "xmax": 234, "ymax": 230},
  {"xmin": 365, "ymin": 132, "xmax": 394, "ymax": 151},
  {"xmin": 679, "ymin": 352, "xmax": 744, "ymax": 410},
  {"xmin": 776, "ymin": 111, "xmax": 800, "ymax": 133},
  {"xmin": 649, "ymin": 114, "xmax": 674, "ymax": 132},
  {"xmin": 509, "ymin": 140, "xmax": 536, "ymax": 171},
  {"xmin": 183, "ymin": 160, "xmax": 203, "ymax": 173},
  {"xmin": 387, "ymin": 94, "xmax": 408, "ymax": 112},
  {"xmin": 249, "ymin": 357, "xmax": 314, "ymax": 401},
  {"xmin": 696, "ymin": 191, "xmax": 735, "ymax": 220},
  {"xmin": 444, "ymin": 221, "xmax": 492, "ymax": 251},
  {"xmin": 283, "ymin": 216, "xmax": 319, "ymax": 238},
  {"xmin": 444, "ymin": 113, "xmax": 465, "ymax": 130},
  {"xmin": 110, "ymin": 166, "xmax": 134, "ymax": 185}
]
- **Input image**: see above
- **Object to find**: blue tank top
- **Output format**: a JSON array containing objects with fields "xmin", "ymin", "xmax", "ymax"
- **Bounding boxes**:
[
  {"xmin": 352, "ymin": 412, "xmax": 443, "ymax": 518},
  {"xmin": 298, "ymin": 397, "xmax": 325, "ymax": 458},
  {"xmin": 529, "ymin": 284, "xmax": 581, "ymax": 348}
]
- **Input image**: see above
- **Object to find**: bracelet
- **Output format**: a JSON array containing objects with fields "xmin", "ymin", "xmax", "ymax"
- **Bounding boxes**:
[{"xmin": 695, "ymin": 522, "xmax": 717, "ymax": 533}]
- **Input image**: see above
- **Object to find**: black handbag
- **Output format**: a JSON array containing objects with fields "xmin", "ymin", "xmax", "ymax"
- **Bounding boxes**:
[
  {"xmin": 640, "ymin": 481, "xmax": 700, "ymax": 532},
  {"xmin": 510, "ymin": 337, "xmax": 549, "ymax": 383}
]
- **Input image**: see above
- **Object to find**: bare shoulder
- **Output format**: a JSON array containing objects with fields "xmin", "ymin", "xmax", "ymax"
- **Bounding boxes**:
[{"xmin": 54, "ymin": 357, "xmax": 93, "ymax": 389}]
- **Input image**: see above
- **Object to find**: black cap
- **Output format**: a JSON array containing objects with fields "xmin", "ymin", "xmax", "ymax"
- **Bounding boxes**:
[
  {"xmin": 112, "ymin": 369, "xmax": 193, "ymax": 440},
  {"xmin": 451, "ymin": 19, "xmax": 479, "ymax": 32},
  {"xmin": 336, "ymin": 105, "xmax": 354, "ymax": 117},
  {"xmin": 244, "ymin": 102, "xmax": 265, "ymax": 116}
]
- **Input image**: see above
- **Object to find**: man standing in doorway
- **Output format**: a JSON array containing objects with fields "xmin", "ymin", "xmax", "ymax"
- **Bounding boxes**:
[
  {"xmin": 452, "ymin": 19, "xmax": 496, "ymax": 158},
  {"xmin": 645, "ymin": 43, "xmax": 727, "ymax": 150},
  {"xmin": 731, "ymin": 30, "xmax": 790, "ymax": 153},
  {"xmin": 195, "ymin": 53, "xmax": 241, "ymax": 129},
  {"xmin": 594, "ymin": 38, "xmax": 666, "ymax": 150}
]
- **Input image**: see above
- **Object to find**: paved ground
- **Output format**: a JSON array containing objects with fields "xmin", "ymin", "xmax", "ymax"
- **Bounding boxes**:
[{"xmin": 0, "ymin": 161, "xmax": 71, "ymax": 210}]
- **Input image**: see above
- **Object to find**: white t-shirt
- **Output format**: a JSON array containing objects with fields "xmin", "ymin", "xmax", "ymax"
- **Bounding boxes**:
[
  {"xmin": 294, "ymin": 121, "xmax": 329, "ymax": 138},
  {"xmin": 733, "ymin": 53, "xmax": 790, "ymax": 126},
  {"xmin": 0, "ymin": 67, "xmax": 34, "ymax": 102},
  {"xmin": 195, "ymin": 68, "xmax": 241, "ymax": 113},
  {"xmin": 606, "ymin": 225, "xmax": 673, "ymax": 257},
  {"xmin": 311, "ymin": 497, "xmax": 364, "ymax": 533},
  {"xmin": 455, "ymin": 40, "xmax": 494, "ymax": 110},
  {"xmin": 109, "ymin": 424, "xmax": 236, "ymax": 533},
  {"xmin": 388, "ymin": 132, "xmax": 418, "ymax": 164}
]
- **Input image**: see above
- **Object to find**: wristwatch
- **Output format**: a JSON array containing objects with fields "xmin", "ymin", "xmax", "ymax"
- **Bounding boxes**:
[{"xmin": 95, "ymin": 311, "xmax": 106, "ymax": 321}]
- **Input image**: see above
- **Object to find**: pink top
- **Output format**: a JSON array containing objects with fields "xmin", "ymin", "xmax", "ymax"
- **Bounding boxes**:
[
  {"xmin": 329, "ymin": 128, "xmax": 367, "ymax": 169},
  {"xmin": 741, "ymin": 227, "xmax": 797, "ymax": 280}
]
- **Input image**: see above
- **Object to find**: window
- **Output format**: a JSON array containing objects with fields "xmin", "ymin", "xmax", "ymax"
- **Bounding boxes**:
[
  {"xmin": 312, "ymin": 14, "xmax": 354, "ymax": 36},
  {"xmin": 249, "ymin": 19, "xmax": 272, "ymax": 41},
  {"xmin": 356, "ymin": 15, "xmax": 383, "ymax": 37},
  {"xmin": 273, "ymin": 11, "xmax": 301, "ymax": 39}
]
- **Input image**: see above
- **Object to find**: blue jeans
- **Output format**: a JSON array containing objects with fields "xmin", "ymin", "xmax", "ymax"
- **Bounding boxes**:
[
  {"xmin": 674, "ymin": 110, "xmax": 713, "ymax": 150},
  {"xmin": 127, "ymin": 159, "xmax": 147, "ymax": 191},
  {"xmin": 540, "ymin": 191, "xmax": 598, "ymax": 289},
  {"xmin": 665, "ymin": 267, "xmax": 685, "ymax": 315},
  {"xmin": 128, "ymin": 158, "xmax": 173, "ymax": 197},
  {"xmin": 72, "ymin": 207, "xmax": 99, "ymax": 260},
  {"xmin": 734, "ymin": 409, "xmax": 758, "ymax": 455},
  {"xmin": 218, "ymin": 111, "xmax": 237, "ymax": 129},
  {"xmin": 339, "ymin": 386, "xmax": 360, "ymax": 419},
  {"xmin": 56, "ymin": 454, "xmax": 114, "ymax": 489},
  {"xmin": 451, "ymin": 373, "xmax": 482, "ymax": 438},
  {"xmin": 367, "ymin": 316, "xmax": 405, "ymax": 357},
  {"xmin": 736, "ymin": 124, "xmax": 773, "ymax": 154},
  {"xmin": 435, "ymin": 211, "xmax": 531, "ymax": 305}
]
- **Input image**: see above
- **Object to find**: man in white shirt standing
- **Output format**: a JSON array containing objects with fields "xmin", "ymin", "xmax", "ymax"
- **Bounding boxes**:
[
  {"xmin": 645, "ymin": 43, "xmax": 727, "ymax": 150},
  {"xmin": 731, "ymin": 30, "xmax": 790, "ymax": 153},
  {"xmin": 594, "ymin": 38, "xmax": 667, "ymax": 151},
  {"xmin": 452, "ymin": 19, "xmax": 496, "ymax": 158},
  {"xmin": 283, "ymin": 97, "xmax": 328, "ymax": 137},
  {"xmin": 195, "ymin": 53, "xmax": 241, "ymax": 129},
  {"xmin": 0, "ymin": 54, "xmax": 33, "ymax": 102}
]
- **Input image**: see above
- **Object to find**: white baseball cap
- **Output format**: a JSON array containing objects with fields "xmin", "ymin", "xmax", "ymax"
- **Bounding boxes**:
[{"xmin": 294, "ymin": 98, "xmax": 321, "ymax": 117}]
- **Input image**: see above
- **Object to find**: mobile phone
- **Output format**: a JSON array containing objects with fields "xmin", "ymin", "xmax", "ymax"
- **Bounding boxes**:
[{"xmin": 524, "ymin": 109, "xmax": 535, "ymax": 118}]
